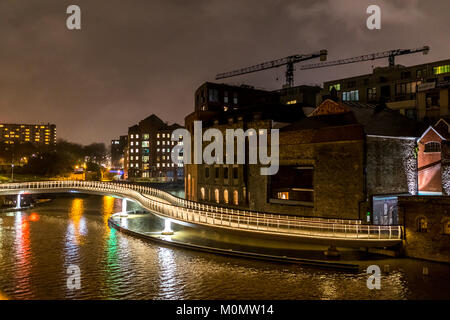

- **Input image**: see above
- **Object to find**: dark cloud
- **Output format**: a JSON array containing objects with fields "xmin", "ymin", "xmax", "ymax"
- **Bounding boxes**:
[{"xmin": 0, "ymin": 0, "xmax": 449, "ymax": 144}]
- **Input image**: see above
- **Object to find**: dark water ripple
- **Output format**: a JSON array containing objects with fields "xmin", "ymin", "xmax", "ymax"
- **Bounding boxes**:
[{"xmin": 0, "ymin": 195, "xmax": 449, "ymax": 300}]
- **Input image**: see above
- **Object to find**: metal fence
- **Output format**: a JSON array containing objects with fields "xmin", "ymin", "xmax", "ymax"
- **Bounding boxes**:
[{"xmin": 0, "ymin": 181, "xmax": 402, "ymax": 240}]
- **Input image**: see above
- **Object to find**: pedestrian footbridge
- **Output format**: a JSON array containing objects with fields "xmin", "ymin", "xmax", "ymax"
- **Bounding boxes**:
[{"xmin": 0, "ymin": 181, "xmax": 402, "ymax": 248}]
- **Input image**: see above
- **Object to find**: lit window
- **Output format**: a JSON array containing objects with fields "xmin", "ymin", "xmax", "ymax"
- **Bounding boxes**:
[
  {"xmin": 329, "ymin": 83, "xmax": 341, "ymax": 91},
  {"xmin": 214, "ymin": 189, "xmax": 220, "ymax": 203},
  {"xmin": 417, "ymin": 217, "xmax": 428, "ymax": 232},
  {"xmin": 200, "ymin": 187, "xmax": 205, "ymax": 200},
  {"xmin": 223, "ymin": 189, "xmax": 229, "ymax": 204},
  {"xmin": 444, "ymin": 220, "xmax": 450, "ymax": 235},
  {"xmin": 286, "ymin": 100, "xmax": 297, "ymax": 105},
  {"xmin": 433, "ymin": 65, "xmax": 450, "ymax": 75},
  {"xmin": 233, "ymin": 190, "xmax": 239, "ymax": 205}
]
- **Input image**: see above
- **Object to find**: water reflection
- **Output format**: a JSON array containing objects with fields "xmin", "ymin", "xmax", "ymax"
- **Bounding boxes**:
[
  {"xmin": 0, "ymin": 194, "xmax": 449, "ymax": 300},
  {"xmin": 13, "ymin": 212, "xmax": 31, "ymax": 296}
]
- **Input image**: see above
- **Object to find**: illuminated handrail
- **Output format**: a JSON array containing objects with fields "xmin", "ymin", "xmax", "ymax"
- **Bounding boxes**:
[{"xmin": 0, "ymin": 181, "xmax": 402, "ymax": 240}]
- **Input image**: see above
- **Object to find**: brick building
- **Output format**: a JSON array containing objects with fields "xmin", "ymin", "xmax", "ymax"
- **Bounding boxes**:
[
  {"xmin": 125, "ymin": 115, "xmax": 183, "ymax": 181},
  {"xmin": 417, "ymin": 118, "xmax": 450, "ymax": 195}
]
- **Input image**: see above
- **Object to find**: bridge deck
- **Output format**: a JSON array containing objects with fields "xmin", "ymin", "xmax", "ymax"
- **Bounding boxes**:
[{"xmin": 0, "ymin": 181, "xmax": 402, "ymax": 248}]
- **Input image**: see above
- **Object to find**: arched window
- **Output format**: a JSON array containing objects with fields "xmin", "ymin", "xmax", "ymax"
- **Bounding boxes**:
[
  {"xmin": 200, "ymin": 187, "xmax": 205, "ymax": 200},
  {"xmin": 424, "ymin": 141, "xmax": 441, "ymax": 153},
  {"xmin": 214, "ymin": 189, "xmax": 219, "ymax": 203},
  {"xmin": 417, "ymin": 217, "xmax": 428, "ymax": 232},
  {"xmin": 233, "ymin": 190, "xmax": 239, "ymax": 205},
  {"xmin": 223, "ymin": 189, "xmax": 229, "ymax": 204}
]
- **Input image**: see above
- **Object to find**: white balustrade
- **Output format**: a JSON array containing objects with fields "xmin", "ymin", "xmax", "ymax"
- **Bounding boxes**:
[{"xmin": 0, "ymin": 180, "xmax": 402, "ymax": 240}]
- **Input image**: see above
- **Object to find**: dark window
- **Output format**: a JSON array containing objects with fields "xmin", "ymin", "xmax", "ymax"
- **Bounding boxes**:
[
  {"xmin": 215, "ymin": 167, "xmax": 220, "ymax": 179},
  {"xmin": 205, "ymin": 167, "xmax": 210, "ymax": 179},
  {"xmin": 233, "ymin": 167, "xmax": 238, "ymax": 179},
  {"xmin": 405, "ymin": 109, "xmax": 417, "ymax": 120},
  {"xmin": 209, "ymin": 88, "xmax": 219, "ymax": 102},
  {"xmin": 347, "ymin": 80, "xmax": 356, "ymax": 88},
  {"xmin": 269, "ymin": 166, "xmax": 314, "ymax": 203},
  {"xmin": 424, "ymin": 141, "xmax": 441, "ymax": 153},
  {"xmin": 401, "ymin": 71, "xmax": 411, "ymax": 79},
  {"xmin": 224, "ymin": 167, "xmax": 229, "ymax": 179}
]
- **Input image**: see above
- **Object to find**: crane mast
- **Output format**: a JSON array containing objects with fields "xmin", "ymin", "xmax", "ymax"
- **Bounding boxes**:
[
  {"xmin": 215, "ymin": 49, "xmax": 328, "ymax": 88},
  {"xmin": 300, "ymin": 46, "xmax": 430, "ymax": 70}
]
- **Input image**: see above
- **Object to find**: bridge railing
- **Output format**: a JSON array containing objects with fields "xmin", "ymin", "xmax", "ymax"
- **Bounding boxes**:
[{"xmin": 0, "ymin": 180, "xmax": 402, "ymax": 240}]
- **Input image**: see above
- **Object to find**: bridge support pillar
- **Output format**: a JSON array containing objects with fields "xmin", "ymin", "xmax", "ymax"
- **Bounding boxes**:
[
  {"xmin": 15, "ymin": 193, "xmax": 21, "ymax": 209},
  {"xmin": 161, "ymin": 219, "xmax": 174, "ymax": 235},
  {"xmin": 122, "ymin": 198, "xmax": 127, "ymax": 214}
]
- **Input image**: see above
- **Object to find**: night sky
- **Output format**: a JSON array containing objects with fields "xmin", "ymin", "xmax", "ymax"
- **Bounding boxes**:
[{"xmin": 1, "ymin": 0, "xmax": 449, "ymax": 145}]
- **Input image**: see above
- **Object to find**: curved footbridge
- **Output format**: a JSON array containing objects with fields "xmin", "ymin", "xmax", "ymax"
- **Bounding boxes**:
[{"xmin": 0, "ymin": 181, "xmax": 402, "ymax": 250}]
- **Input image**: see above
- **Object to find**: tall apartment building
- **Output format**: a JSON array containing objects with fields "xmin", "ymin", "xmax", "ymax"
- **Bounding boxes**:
[
  {"xmin": 0, "ymin": 123, "xmax": 56, "ymax": 151},
  {"xmin": 322, "ymin": 59, "xmax": 450, "ymax": 121},
  {"xmin": 125, "ymin": 115, "xmax": 183, "ymax": 180},
  {"xmin": 111, "ymin": 135, "xmax": 128, "ymax": 168}
]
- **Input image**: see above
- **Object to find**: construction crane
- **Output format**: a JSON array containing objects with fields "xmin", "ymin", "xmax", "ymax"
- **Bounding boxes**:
[
  {"xmin": 215, "ymin": 50, "xmax": 328, "ymax": 88},
  {"xmin": 300, "ymin": 46, "xmax": 430, "ymax": 71}
]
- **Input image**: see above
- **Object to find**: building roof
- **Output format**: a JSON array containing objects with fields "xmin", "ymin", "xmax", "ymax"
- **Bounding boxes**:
[
  {"xmin": 343, "ymin": 101, "xmax": 425, "ymax": 137},
  {"xmin": 282, "ymin": 99, "xmax": 424, "ymax": 138},
  {"xmin": 418, "ymin": 118, "xmax": 450, "ymax": 142}
]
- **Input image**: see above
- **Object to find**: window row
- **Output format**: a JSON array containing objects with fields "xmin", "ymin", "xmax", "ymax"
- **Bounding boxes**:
[
  {"xmin": 416, "ymin": 217, "xmax": 450, "ymax": 234},
  {"xmin": 200, "ymin": 187, "xmax": 243, "ymax": 206},
  {"xmin": 204, "ymin": 166, "xmax": 239, "ymax": 180}
]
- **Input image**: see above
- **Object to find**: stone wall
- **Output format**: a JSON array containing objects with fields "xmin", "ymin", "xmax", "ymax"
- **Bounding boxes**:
[
  {"xmin": 247, "ymin": 129, "xmax": 365, "ymax": 220},
  {"xmin": 366, "ymin": 136, "xmax": 417, "ymax": 196},
  {"xmin": 398, "ymin": 196, "xmax": 450, "ymax": 263},
  {"xmin": 442, "ymin": 142, "xmax": 450, "ymax": 196}
]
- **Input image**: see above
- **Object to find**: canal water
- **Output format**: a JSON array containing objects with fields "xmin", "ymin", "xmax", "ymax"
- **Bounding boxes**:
[{"xmin": 0, "ymin": 194, "xmax": 449, "ymax": 300}]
